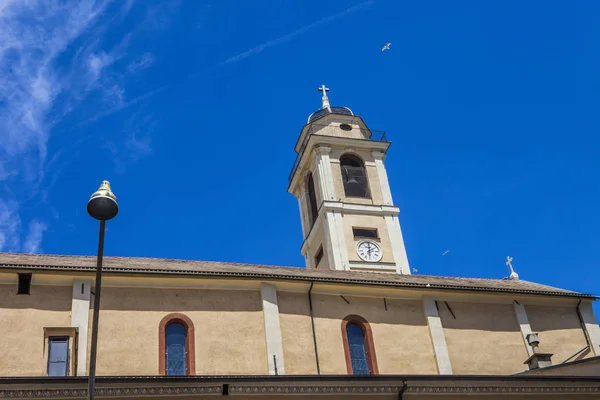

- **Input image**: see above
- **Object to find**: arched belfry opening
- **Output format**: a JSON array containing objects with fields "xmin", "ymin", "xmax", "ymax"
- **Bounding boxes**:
[
  {"xmin": 306, "ymin": 172, "xmax": 318, "ymax": 227},
  {"xmin": 340, "ymin": 154, "xmax": 370, "ymax": 198}
]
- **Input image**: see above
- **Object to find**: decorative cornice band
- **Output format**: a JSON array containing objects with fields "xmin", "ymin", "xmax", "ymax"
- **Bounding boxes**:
[
  {"xmin": 228, "ymin": 385, "xmax": 600, "ymax": 395},
  {"xmin": 1, "ymin": 383, "xmax": 600, "ymax": 398},
  {"xmin": 314, "ymin": 145, "xmax": 331, "ymax": 155},
  {"xmin": 322, "ymin": 201, "xmax": 400, "ymax": 216},
  {"xmin": 0, "ymin": 386, "xmax": 222, "ymax": 398}
]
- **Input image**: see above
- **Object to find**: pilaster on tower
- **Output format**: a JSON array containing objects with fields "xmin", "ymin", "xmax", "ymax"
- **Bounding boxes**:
[{"xmin": 288, "ymin": 86, "xmax": 411, "ymax": 275}]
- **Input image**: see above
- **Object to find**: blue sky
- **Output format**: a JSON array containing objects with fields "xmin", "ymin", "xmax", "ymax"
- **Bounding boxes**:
[{"xmin": 0, "ymin": 1, "xmax": 598, "ymax": 306}]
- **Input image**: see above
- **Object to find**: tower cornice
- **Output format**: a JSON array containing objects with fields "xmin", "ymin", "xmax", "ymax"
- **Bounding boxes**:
[{"xmin": 288, "ymin": 134, "xmax": 390, "ymax": 194}]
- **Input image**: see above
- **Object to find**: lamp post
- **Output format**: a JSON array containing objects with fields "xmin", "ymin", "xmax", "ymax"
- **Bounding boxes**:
[{"xmin": 86, "ymin": 181, "xmax": 118, "ymax": 400}]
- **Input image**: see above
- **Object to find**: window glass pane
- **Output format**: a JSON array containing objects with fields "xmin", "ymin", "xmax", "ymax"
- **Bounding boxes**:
[
  {"xmin": 352, "ymin": 228, "xmax": 378, "ymax": 239},
  {"xmin": 346, "ymin": 323, "xmax": 370, "ymax": 375},
  {"xmin": 166, "ymin": 323, "xmax": 187, "ymax": 376},
  {"xmin": 48, "ymin": 337, "xmax": 69, "ymax": 376}
]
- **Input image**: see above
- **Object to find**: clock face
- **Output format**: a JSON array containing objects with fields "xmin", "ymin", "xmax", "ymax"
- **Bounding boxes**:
[{"xmin": 357, "ymin": 240, "xmax": 382, "ymax": 262}]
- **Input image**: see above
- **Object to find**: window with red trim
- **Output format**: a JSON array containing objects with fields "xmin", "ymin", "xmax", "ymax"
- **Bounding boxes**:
[
  {"xmin": 158, "ymin": 313, "xmax": 196, "ymax": 376},
  {"xmin": 341, "ymin": 315, "xmax": 378, "ymax": 375}
]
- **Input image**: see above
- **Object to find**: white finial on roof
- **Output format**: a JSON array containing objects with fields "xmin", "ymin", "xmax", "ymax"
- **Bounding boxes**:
[
  {"xmin": 506, "ymin": 256, "xmax": 519, "ymax": 280},
  {"xmin": 318, "ymin": 85, "xmax": 331, "ymax": 111}
]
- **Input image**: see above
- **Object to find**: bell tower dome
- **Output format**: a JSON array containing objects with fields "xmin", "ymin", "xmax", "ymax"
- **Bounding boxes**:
[{"xmin": 288, "ymin": 86, "xmax": 411, "ymax": 274}]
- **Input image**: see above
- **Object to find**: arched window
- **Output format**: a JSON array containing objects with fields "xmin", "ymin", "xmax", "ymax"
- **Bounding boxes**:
[
  {"xmin": 159, "ymin": 313, "xmax": 196, "ymax": 375},
  {"xmin": 166, "ymin": 323, "xmax": 187, "ymax": 375},
  {"xmin": 306, "ymin": 172, "xmax": 319, "ymax": 226},
  {"xmin": 341, "ymin": 315, "xmax": 378, "ymax": 375},
  {"xmin": 340, "ymin": 154, "xmax": 370, "ymax": 198}
]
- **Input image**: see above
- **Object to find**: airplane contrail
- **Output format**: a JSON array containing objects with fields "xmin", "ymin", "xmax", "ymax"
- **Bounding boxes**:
[
  {"xmin": 218, "ymin": 0, "xmax": 375, "ymax": 66},
  {"xmin": 76, "ymin": 0, "xmax": 375, "ymax": 126}
]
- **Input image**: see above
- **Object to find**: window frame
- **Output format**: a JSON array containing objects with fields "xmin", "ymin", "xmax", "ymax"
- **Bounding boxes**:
[
  {"xmin": 48, "ymin": 336, "xmax": 70, "ymax": 377},
  {"xmin": 341, "ymin": 315, "xmax": 378, "ymax": 375},
  {"xmin": 352, "ymin": 227, "xmax": 379, "ymax": 240},
  {"xmin": 43, "ymin": 327, "xmax": 78, "ymax": 376},
  {"xmin": 158, "ymin": 313, "xmax": 196, "ymax": 376}
]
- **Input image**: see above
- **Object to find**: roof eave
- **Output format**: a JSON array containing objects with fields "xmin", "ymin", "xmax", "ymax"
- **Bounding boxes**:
[{"xmin": 0, "ymin": 263, "xmax": 594, "ymax": 299}]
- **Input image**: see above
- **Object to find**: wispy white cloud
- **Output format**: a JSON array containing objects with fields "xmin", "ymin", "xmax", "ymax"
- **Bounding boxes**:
[
  {"xmin": 106, "ymin": 112, "xmax": 157, "ymax": 173},
  {"xmin": 0, "ymin": 199, "xmax": 20, "ymax": 252},
  {"xmin": 128, "ymin": 52, "xmax": 154, "ymax": 73},
  {"xmin": 0, "ymin": 0, "xmax": 158, "ymax": 252},
  {"xmin": 23, "ymin": 219, "xmax": 48, "ymax": 254},
  {"xmin": 76, "ymin": 84, "xmax": 167, "ymax": 127},
  {"xmin": 144, "ymin": 0, "xmax": 182, "ymax": 31},
  {"xmin": 0, "ymin": 0, "xmax": 117, "ymax": 250},
  {"xmin": 0, "ymin": 162, "xmax": 15, "ymax": 182},
  {"xmin": 76, "ymin": 1, "xmax": 374, "ymax": 126},
  {"xmin": 0, "ymin": 1, "xmax": 113, "ymax": 172},
  {"xmin": 88, "ymin": 51, "xmax": 116, "ymax": 80},
  {"xmin": 218, "ymin": 0, "xmax": 375, "ymax": 66}
]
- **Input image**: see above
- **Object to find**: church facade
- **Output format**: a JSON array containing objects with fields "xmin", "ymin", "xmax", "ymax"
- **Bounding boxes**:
[{"xmin": 0, "ymin": 88, "xmax": 599, "ymax": 398}]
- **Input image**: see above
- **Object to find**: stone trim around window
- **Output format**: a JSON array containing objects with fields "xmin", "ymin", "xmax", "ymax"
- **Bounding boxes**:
[
  {"xmin": 158, "ymin": 313, "xmax": 196, "ymax": 376},
  {"xmin": 341, "ymin": 315, "xmax": 379, "ymax": 375},
  {"xmin": 43, "ymin": 327, "xmax": 78, "ymax": 376}
]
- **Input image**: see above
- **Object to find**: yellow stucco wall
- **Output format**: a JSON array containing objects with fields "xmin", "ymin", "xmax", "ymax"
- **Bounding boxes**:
[
  {"xmin": 311, "ymin": 121, "xmax": 368, "ymax": 141},
  {"xmin": 0, "ymin": 283, "xmax": 72, "ymax": 376},
  {"xmin": 1, "ymin": 271, "xmax": 597, "ymax": 380},
  {"xmin": 365, "ymin": 163, "xmax": 383, "ymax": 204},
  {"xmin": 277, "ymin": 292, "xmax": 318, "ymax": 375},
  {"xmin": 524, "ymin": 357, "xmax": 600, "ymax": 376},
  {"xmin": 92, "ymin": 287, "xmax": 267, "ymax": 376},
  {"xmin": 439, "ymin": 301, "xmax": 528, "ymax": 375},
  {"xmin": 342, "ymin": 214, "xmax": 394, "ymax": 264},
  {"xmin": 306, "ymin": 221, "xmax": 327, "ymax": 270},
  {"xmin": 282, "ymin": 294, "xmax": 437, "ymax": 375},
  {"xmin": 525, "ymin": 304, "xmax": 589, "ymax": 364}
]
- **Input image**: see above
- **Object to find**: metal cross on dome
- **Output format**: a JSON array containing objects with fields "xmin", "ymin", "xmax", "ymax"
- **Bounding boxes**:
[
  {"xmin": 506, "ymin": 256, "xmax": 519, "ymax": 280},
  {"xmin": 318, "ymin": 85, "xmax": 330, "ymax": 95},
  {"xmin": 318, "ymin": 85, "xmax": 331, "ymax": 110}
]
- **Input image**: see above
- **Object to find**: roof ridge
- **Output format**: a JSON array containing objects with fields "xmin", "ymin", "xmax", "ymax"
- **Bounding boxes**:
[
  {"xmin": 0, "ymin": 253, "xmax": 517, "ymax": 282},
  {"xmin": 0, "ymin": 252, "xmax": 301, "ymax": 270}
]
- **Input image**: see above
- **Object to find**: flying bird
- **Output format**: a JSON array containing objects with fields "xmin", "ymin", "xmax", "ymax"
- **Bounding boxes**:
[
  {"xmin": 442, "ymin": 250, "xmax": 450, "ymax": 256},
  {"xmin": 381, "ymin": 42, "xmax": 391, "ymax": 52}
]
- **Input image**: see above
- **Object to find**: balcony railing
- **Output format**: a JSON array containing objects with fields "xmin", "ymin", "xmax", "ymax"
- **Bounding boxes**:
[{"xmin": 288, "ymin": 125, "xmax": 388, "ymax": 183}]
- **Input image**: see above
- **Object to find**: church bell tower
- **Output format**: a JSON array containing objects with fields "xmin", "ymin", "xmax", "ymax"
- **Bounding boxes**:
[{"xmin": 288, "ymin": 86, "xmax": 411, "ymax": 274}]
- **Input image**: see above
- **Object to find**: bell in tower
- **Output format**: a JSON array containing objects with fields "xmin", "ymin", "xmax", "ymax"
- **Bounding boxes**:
[{"xmin": 288, "ymin": 86, "xmax": 411, "ymax": 275}]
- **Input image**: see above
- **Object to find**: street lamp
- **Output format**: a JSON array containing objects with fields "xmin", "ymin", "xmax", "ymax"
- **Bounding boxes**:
[{"xmin": 86, "ymin": 180, "xmax": 118, "ymax": 400}]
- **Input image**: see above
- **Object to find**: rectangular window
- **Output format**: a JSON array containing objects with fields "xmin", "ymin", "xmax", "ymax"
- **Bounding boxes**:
[
  {"xmin": 17, "ymin": 273, "xmax": 32, "ymax": 295},
  {"xmin": 352, "ymin": 228, "xmax": 378, "ymax": 239},
  {"xmin": 48, "ymin": 337, "xmax": 70, "ymax": 376},
  {"xmin": 43, "ymin": 327, "xmax": 77, "ymax": 376},
  {"xmin": 314, "ymin": 246, "xmax": 324, "ymax": 267}
]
